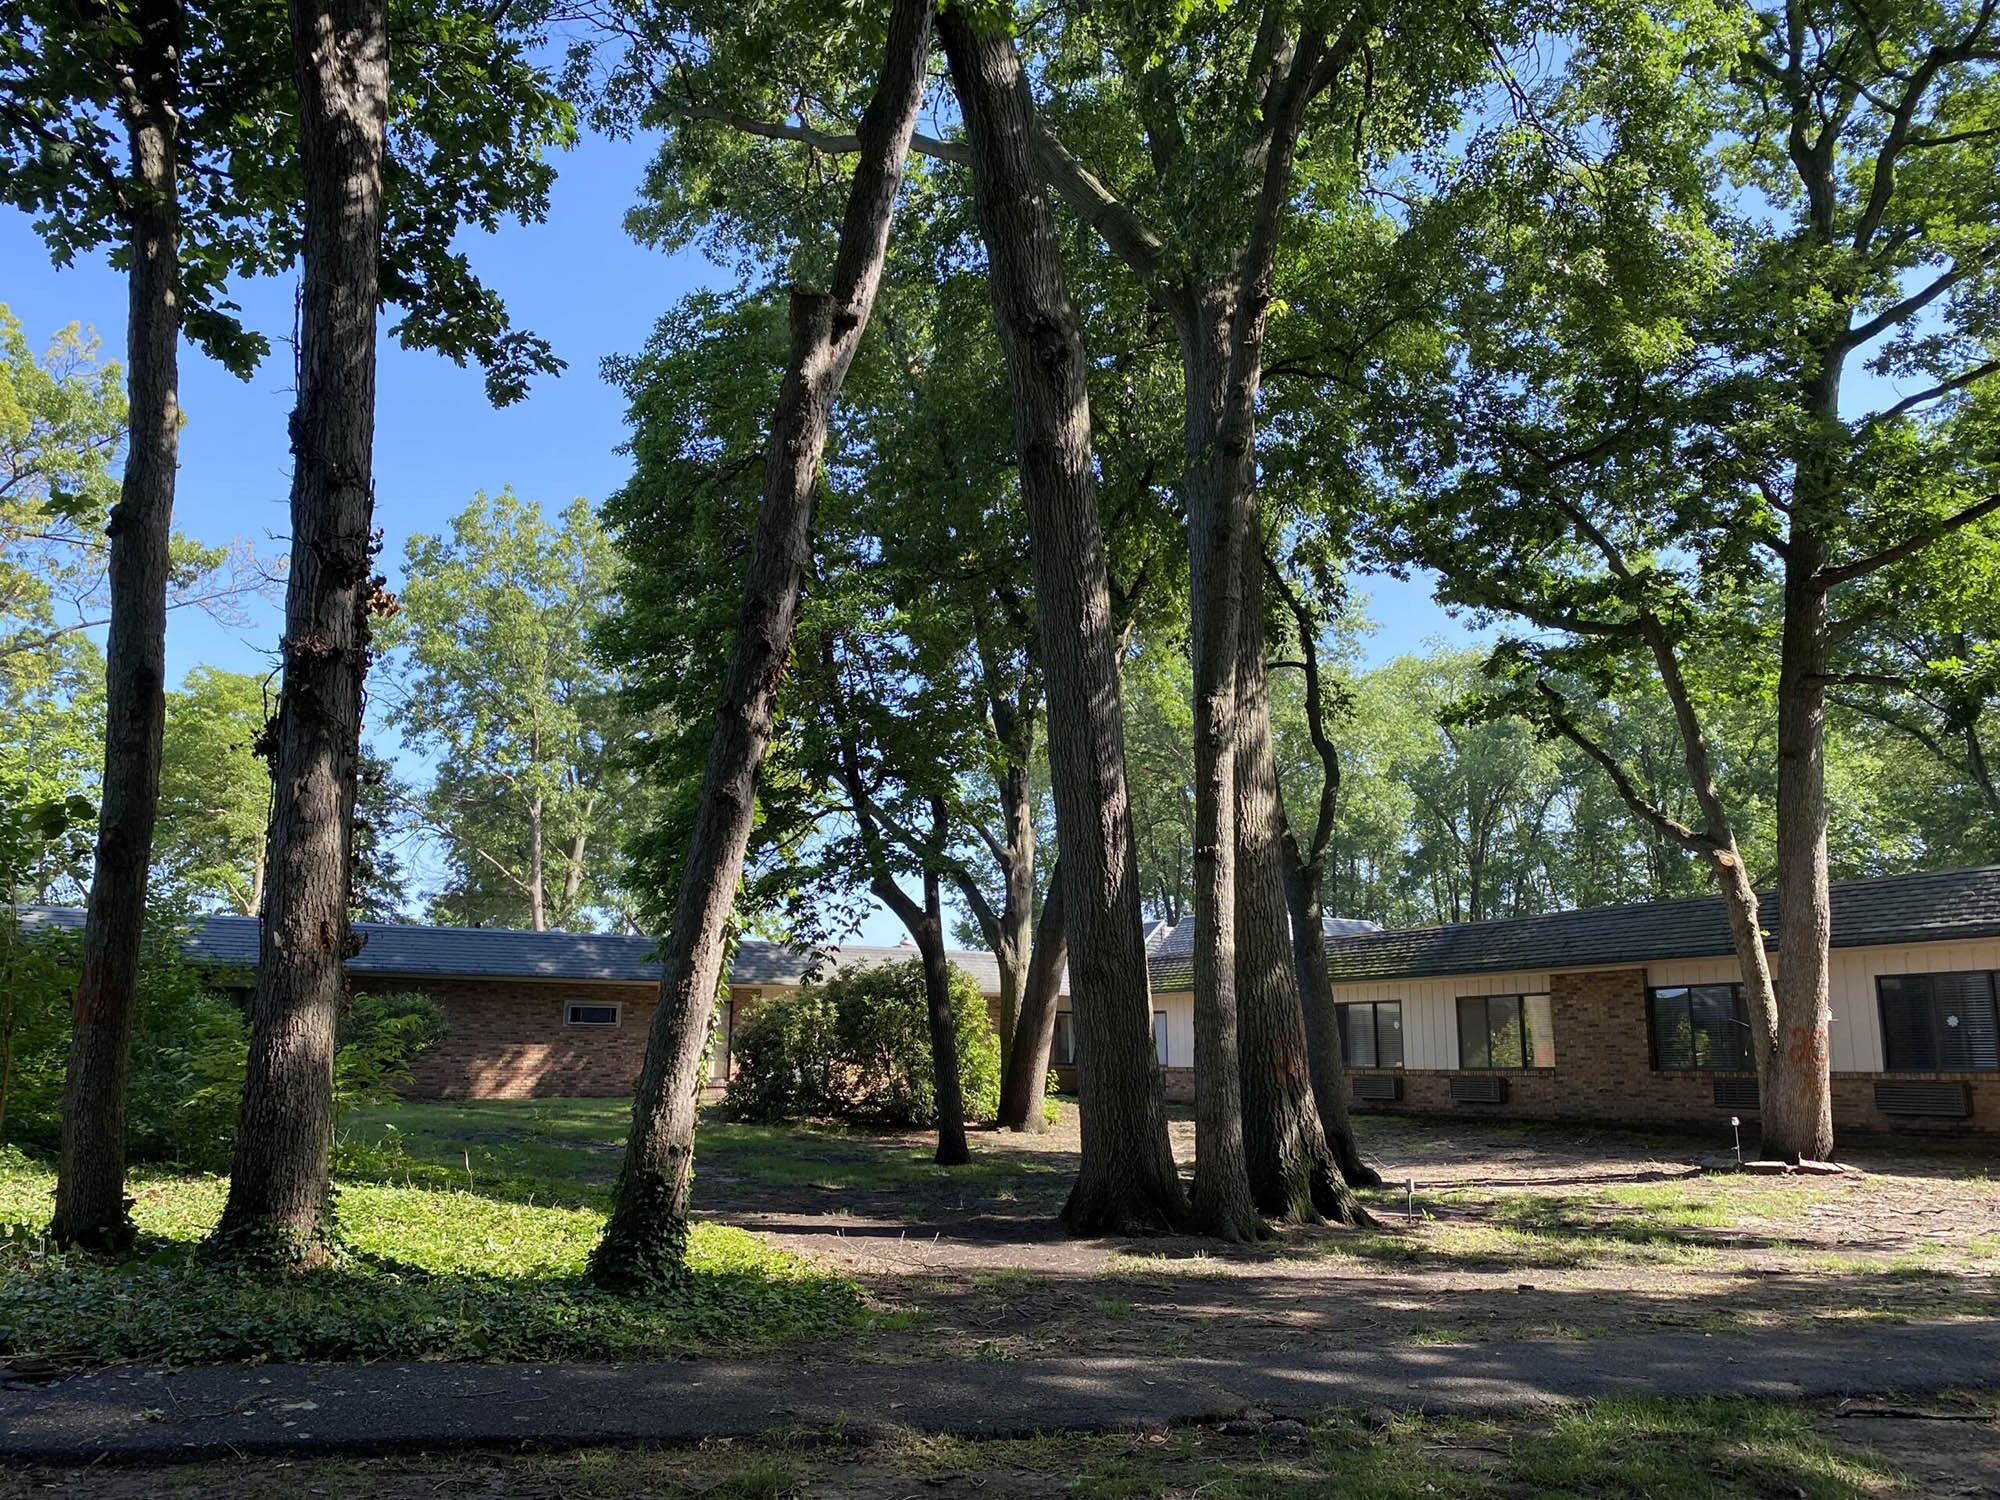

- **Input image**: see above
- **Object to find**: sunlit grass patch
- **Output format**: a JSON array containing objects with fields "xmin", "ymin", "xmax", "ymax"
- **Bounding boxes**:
[{"xmin": 0, "ymin": 1151, "xmax": 864, "ymax": 1365}]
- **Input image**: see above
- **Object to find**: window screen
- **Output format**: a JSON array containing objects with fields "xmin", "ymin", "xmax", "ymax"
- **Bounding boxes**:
[
  {"xmin": 566, "ymin": 1003, "xmax": 619, "ymax": 1026},
  {"xmin": 1457, "ymin": 995, "xmax": 1553, "ymax": 1069},
  {"xmin": 1878, "ymin": 972, "xmax": 2000, "ymax": 1072},
  {"xmin": 1153, "ymin": 1010, "xmax": 1169, "ymax": 1067},
  {"xmin": 1648, "ymin": 985, "xmax": 1751, "ymax": 1071}
]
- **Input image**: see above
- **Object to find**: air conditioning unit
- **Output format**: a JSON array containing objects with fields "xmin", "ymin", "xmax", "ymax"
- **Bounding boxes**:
[
  {"xmin": 1874, "ymin": 1080, "xmax": 1971, "ymax": 1118},
  {"xmin": 1449, "ymin": 1074, "xmax": 1507, "ymax": 1104},
  {"xmin": 1351, "ymin": 1074, "xmax": 1401, "ymax": 1102},
  {"xmin": 1712, "ymin": 1077, "xmax": 1760, "ymax": 1112}
]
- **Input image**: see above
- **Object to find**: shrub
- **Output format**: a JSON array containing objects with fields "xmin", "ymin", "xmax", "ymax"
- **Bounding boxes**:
[
  {"xmin": 0, "ymin": 921, "xmax": 449, "ymax": 1170},
  {"xmin": 724, "ymin": 957, "xmax": 999, "ymax": 1127}
]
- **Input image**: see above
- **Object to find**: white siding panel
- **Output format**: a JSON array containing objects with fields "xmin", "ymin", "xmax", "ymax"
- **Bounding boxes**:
[{"xmin": 1327, "ymin": 970, "xmax": 1551, "ymax": 1070}]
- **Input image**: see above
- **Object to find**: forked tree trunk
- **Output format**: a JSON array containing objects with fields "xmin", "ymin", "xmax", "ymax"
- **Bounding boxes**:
[
  {"xmin": 939, "ymin": 6, "xmax": 1186, "ymax": 1235},
  {"xmin": 213, "ymin": 0, "xmax": 390, "ymax": 1265},
  {"xmin": 1233, "ymin": 536, "xmax": 1363, "ymax": 1224},
  {"xmin": 50, "ymin": 0, "xmax": 183, "ymax": 1254},
  {"xmin": 997, "ymin": 860, "xmax": 1065, "ymax": 1132},
  {"xmin": 587, "ymin": 0, "xmax": 935, "ymax": 1290},
  {"xmin": 1181, "ymin": 305, "xmax": 1262, "ymax": 1242},
  {"xmin": 1278, "ymin": 819, "xmax": 1379, "ymax": 1187}
]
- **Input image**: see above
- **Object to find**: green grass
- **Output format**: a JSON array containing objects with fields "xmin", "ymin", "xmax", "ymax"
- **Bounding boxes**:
[
  {"xmin": 0, "ymin": 1146, "xmax": 864, "ymax": 1364},
  {"xmin": 17, "ymin": 1397, "xmax": 1930, "ymax": 1498},
  {"xmin": 337, "ymin": 1099, "xmax": 1071, "ymax": 1208}
]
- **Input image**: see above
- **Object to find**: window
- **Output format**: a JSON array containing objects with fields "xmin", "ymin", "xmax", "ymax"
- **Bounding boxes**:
[
  {"xmin": 1336, "ymin": 1001, "xmax": 1404, "ymax": 1069},
  {"xmin": 1153, "ymin": 1010, "xmax": 1169, "ymax": 1067},
  {"xmin": 1878, "ymin": 972, "xmax": 1999, "ymax": 1072},
  {"xmin": 1456, "ymin": 994, "xmax": 1555, "ymax": 1069},
  {"xmin": 566, "ymin": 1002, "xmax": 619, "ymax": 1026},
  {"xmin": 1649, "ymin": 984, "xmax": 1752, "ymax": 1071},
  {"xmin": 1052, "ymin": 1011, "xmax": 1076, "ymax": 1066}
]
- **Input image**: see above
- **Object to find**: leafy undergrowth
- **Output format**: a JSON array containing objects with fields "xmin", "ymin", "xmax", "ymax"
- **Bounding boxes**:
[
  {"xmin": 1, "ymin": 1397, "xmax": 1940, "ymax": 1499},
  {"xmin": 0, "ymin": 1150, "xmax": 864, "ymax": 1364}
]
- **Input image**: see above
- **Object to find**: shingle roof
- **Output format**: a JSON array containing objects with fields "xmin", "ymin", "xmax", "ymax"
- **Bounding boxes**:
[
  {"xmin": 1147, "ymin": 911, "xmax": 1382, "ymax": 991},
  {"xmin": 1144, "ymin": 866, "xmax": 2000, "ymax": 991},
  {"xmin": 13, "ymin": 907, "xmax": 1024, "ymax": 994}
]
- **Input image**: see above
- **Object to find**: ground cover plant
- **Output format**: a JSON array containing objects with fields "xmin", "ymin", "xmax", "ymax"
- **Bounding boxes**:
[
  {"xmin": 9, "ymin": 1394, "xmax": 1995, "ymax": 1499},
  {"xmin": 0, "ymin": 1147, "xmax": 863, "ymax": 1364}
]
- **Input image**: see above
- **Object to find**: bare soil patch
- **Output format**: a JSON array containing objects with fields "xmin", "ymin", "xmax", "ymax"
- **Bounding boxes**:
[{"xmin": 692, "ymin": 1108, "xmax": 2000, "ymax": 1362}]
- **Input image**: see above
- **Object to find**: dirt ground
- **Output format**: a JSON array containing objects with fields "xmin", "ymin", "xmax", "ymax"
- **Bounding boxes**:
[{"xmin": 695, "ymin": 1109, "xmax": 2000, "ymax": 1361}]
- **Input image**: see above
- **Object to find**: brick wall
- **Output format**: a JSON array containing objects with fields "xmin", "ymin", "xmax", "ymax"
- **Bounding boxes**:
[
  {"xmin": 1344, "ymin": 966, "xmax": 1997, "ymax": 1137},
  {"xmin": 385, "ymin": 977, "xmax": 663, "ymax": 1099}
]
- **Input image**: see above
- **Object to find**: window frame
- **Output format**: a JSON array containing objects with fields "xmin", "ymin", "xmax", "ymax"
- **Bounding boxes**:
[
  {"xmin": 1153, "ymin": 1010, "xmax": 1170, "ymax": 1067},
  {"xmin": 1455, "ymin": 993, "xmax": 1554, "ymax": 1071},
  {"xmin": 1052, "ymin": 1010, "xmax": 1077, "ymax": 1067},
  {"xmin": 565, "ymin": 1001, "xmax": 621, "ymax": 1027},
  {"xmin": 1335, "ymin": 1000, "xmax": 1404, "ymax": 1070},
  {"xmin": 1876, "ymin": 971, "xmax": 2000, "ymax": 1073},
  {"xmin": 1646, "ymin": 983, "xmax": 1752, "ymax": 1073}
]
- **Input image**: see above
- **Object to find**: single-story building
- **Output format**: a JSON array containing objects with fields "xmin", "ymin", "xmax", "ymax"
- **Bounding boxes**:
[
  {"xmin": 23, "ymin": 863, "xmax": 1999, "ymax": 1134},
  {"xmin": 18, "ymin": 907, "xmax": 1039, "ymax": 1101},
  {"xmin": 1144, "ymin": 864, "xmax": 2000, "ymax": 1136}
]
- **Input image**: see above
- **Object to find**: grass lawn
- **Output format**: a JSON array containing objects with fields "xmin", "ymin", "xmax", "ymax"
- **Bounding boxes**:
[
  {"xmin": 11, "ymin": 1395, "xmax": 1993, "ymax": 1499},
  {"xmin": 0, "ymin": 1136, "xmax": 865, "ymax": 1364}
]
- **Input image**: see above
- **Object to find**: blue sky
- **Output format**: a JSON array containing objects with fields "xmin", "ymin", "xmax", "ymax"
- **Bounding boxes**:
[{"xmin": 3, "ymin": 125, "xmax": 1474, "ymax": 941}]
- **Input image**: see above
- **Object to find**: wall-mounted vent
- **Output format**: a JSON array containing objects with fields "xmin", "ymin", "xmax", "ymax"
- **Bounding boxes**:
[
  {"xmin": 1449, "ymin": 1074, "xmax": 1508, "ymax": 1105},
  {"xmin": 1874, "ymin": 1080, "xmax": 1972, "ymax": 1118},
  {"xmin": 1712, "ymin": 1077, "xmax": 1760, "ymax": 1112},
  {"xmin": 1351, "ymin": 1074, "xmax": 1402, "ymax": 1103}
]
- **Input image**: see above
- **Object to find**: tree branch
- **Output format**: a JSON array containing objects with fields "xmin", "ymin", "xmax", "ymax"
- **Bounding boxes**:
[{"xmin": 1815, "ymin": 491, "xmax": 2000, "ymax": 588}]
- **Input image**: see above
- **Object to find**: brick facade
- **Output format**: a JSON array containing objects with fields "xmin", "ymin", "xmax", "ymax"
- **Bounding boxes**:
[
  {"xmin": 1346, "ymin": 966, "xmax": 2000, "ymax": 1137},
  {"xmin": 384, "ymin": 977, "xmax": 664, "ymax": 1099}
]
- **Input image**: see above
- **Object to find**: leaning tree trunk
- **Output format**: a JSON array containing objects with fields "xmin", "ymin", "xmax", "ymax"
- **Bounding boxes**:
[
  {"xmin": 909, "ymin": 870, "xmax": 970, "ymax": 1166},
  {"xmin": 588, "ymin": 0, "xmax": 935, "ymax": 1290},
  {"xmin": 213, "ymin": 0, "xmax": 390, "ymax": 1265},
  {"xmin": 1768, "ymin": 535, "xmax": 1836, "ymax": 1161},
  {"xmin": 997, "ymin": 859, "xmax": 1066, "ymax": 1132},
  {"xmin": 50, "ymin": 0, "xmax": 183, "ymax": 1255},
  {"xmin": 1181, "ymin": 301, "xmax": 1263, "ymax": 1242},
  {"xmin": 939, "ymin": 6, "xmax": 1185, "ymax": 1235},
  {"xmin": 1279, "ymin": 821, "xmax": 1380, "ymax": 1187},
  {"xmin": 992, "ymin": 752, "xmax": 1036, "ymax": 1082},
  {"xmin": 1233, "ymin": 534, "xmax": 1363, "ymax": 1224}
]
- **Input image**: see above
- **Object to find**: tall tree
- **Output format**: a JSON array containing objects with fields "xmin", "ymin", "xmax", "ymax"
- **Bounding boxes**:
[
  {"xmin": 212, "ymin": 0, "xmax": 393, "ymax": 1264},
  {"xmin": 587, "ymin": 0, "xmax": 935, "ymax": 1291},
  {"xmin": 41, "ymin": 0, "xmax": 184, "ymax": 1252},
  {"xmin": 379, "ymin": 490, "xmax": 634, "ymax": 931},
  {"xmin": 8, "ymin": 0, "xmax": 573, "ymax": 1249},
  {"xmin": 1378, "ymin": 0, "xmax": 2000, "ymax": 1161},
  {"xmin": 938, "ymin": 4, "xmax": 1188, "ymax": 1235}
]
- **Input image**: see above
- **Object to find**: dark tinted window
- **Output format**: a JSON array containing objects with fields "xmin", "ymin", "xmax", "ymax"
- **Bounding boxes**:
[
  {"xmin": 566, "ymin": 1003, "xmax": 619, "ymax": 1026},
  {"xmin": 1878, "ymin": 973, "xmax": 1999, "ymax": 1072},
  {"xmin": 1337, "ymin": 1002, "xmax": 1404, "ymax": 1069},
  {"xmin": 1649, "ymin": 985, "xmax": 1751, "ymax": 1071},
  {"xmin": 1052, "ymin": 1011, "xmax": 1076, "ymax": 1066},
  {"xmin": 1457, "ymin": 995, "xmax": 1553, "ymax": 1069}
]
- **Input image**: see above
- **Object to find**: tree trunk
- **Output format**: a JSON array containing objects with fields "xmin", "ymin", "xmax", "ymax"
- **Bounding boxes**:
[
  {"xmin": 997, "ymin": 858, "xmax": 1065, "ymax": 1132},
  {"xmin": 587, "ymin": 0, "xmax": 934, "ymax": 1290},
  {"xmin": 1278, "ymin": 813, "xmax": 1380, "ymax": 1187},
  {"xmin": 211, "ymin": 0, "xmax": 390, "ymax": 1266},
  {"xmin": 1768, "ymin": 537, "xmax": 1836, "ymax": 1160},
  {"xmin": 910, "ymin": 870, "xmax": 969, "ymax": 1166},
  {"xmin": 939, "ymin": 6, "xmax": 1186, "ymax": 1235},
  {"xmin": 50, "ymin": 0, "xmax": 183, "ymax": 1254},
  {"xmin": 1233, "ymin": 536, "xmax": 1363, "ymax": 1224},
  {"xmin": 992, "ymin": 754, "xmax": 1035, "ymax": 1080},
  {"xmin": 1181, "ymin": 300, "xmax": 1263, "ymax": 1242},
  {"xmin": 528, "ymin": 792, "xmax": 546, "ymax": 930}
]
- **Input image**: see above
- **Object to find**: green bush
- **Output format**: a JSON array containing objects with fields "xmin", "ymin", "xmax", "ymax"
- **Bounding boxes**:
[
  {"xmin": 0, "ymin": 920, "xmax": 449, "ymax": 1171},
  {"xmin": 724, "ymin": 957, "xmax": 999, "ymax": 1127}
]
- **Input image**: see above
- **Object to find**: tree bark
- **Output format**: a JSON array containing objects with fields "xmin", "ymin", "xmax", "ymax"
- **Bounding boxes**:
[
  {"xmin": 588, "ymin": 0, "xmax": 934, "ymax": 1290},
  {"xmin": 997, "ymin": 858, "xmax": 1065, "ymax": 1132},
  {"xmin": 212, "ymin": 0, "xmax": 390, "ymax": 1265},
  {"xmin": 1769, "ymin": 533, "xmax": 1836, "ymax": 1161},
  {"xmin": 1233, "ymin": 534, "xmax": 1364, "ymax": 1224},
  {"xmin": 50, "ymin": 0, "xmax": 183, "ymax": 1254},
  {"xmin": 939, "ymin": 6, "xmax": 1186, "ymax": 1235},
  {"xmin": 884, "ymin": 866, "xmax": 969, "ymax": 1167},
  {"xmin": 1181, "ymin": 301, "xmax": 1263, "ymax": 1242}
]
